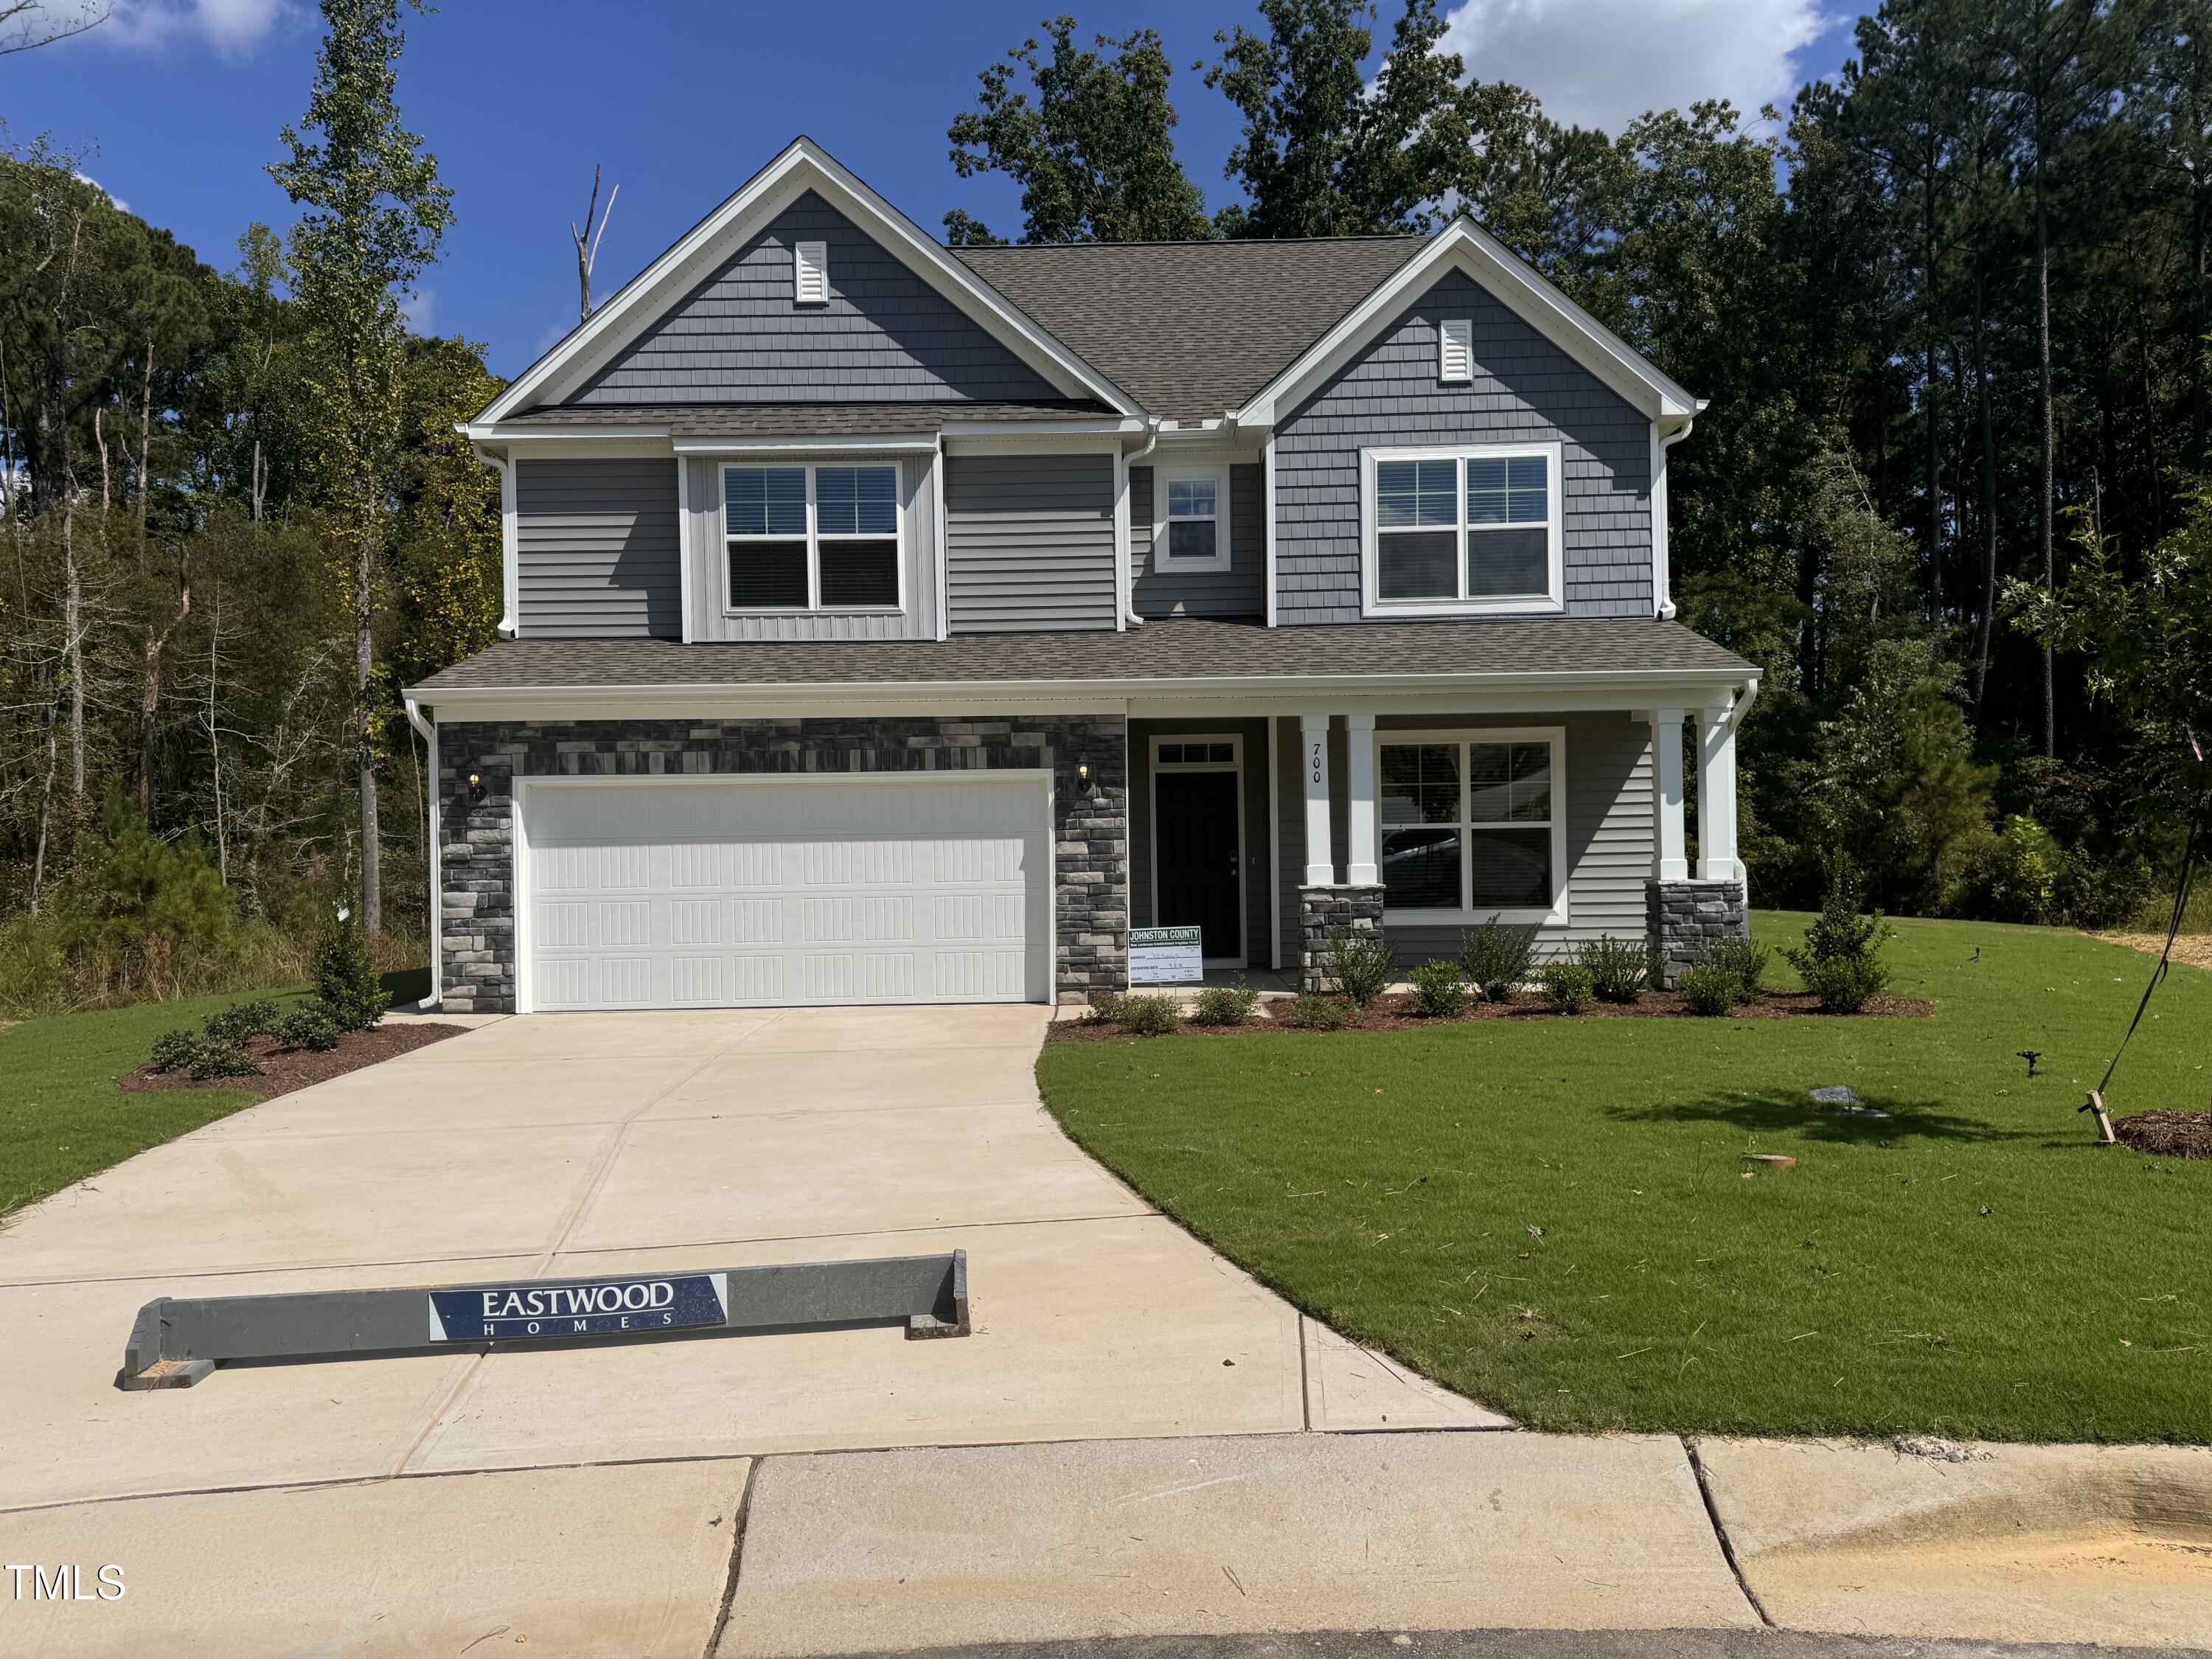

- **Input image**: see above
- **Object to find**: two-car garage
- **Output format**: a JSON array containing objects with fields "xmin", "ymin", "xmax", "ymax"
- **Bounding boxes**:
[{"xmin": 516, "ymin": 774, "xmax": 1052, "ymax": 1012}]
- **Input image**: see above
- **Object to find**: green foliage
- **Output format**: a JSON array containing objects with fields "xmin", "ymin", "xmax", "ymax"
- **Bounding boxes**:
[
  {"xmin": 1676, "ymin": 961, "xmax": 1745, "ymax": 1016},
  {"xmin": 202, "ymin": 997, "xmax": 280, "ymax": 1044},
  {"xmin": 1953, "ymin": 814, "xmax": 2064, "ymax": 923},
  {"xmin": 275, "ymin": 1001, "xmax": 343, "ymax": 1051},
  {"xmin": 1282, "ymin": 992, "xmax": 1353, "ymax": 1030},
  {"xmin": 61, "ymin": 796, "xmax": 234, "ymax": 961},
  {"xmin": 312, "ymin": 914, "xmax": 390, "ymax": 1032},
  {"xmin": 149, "ymin": 1028, "xmax": 201, "ymax": 1073},
  {"xmin": 1458, "ymin": 917, "xmax": 1538, "ymax": 1001},
  {"xmin": 185, "ymin": 1037, "xmax": 262, "ymax": 1081},
  {"xmin": 1190, "ymin": 980, "xmax": 1261, "ymax": 1026},
  {"xmin": 1538, "ymin": 960, "xmax": 1596, "ymax": 1013},
  {"xmin": 1119, "ymin": 993, "xmax": 1182, "ymax": 1037},
  {"xmin": 1577, "ymin": 935, "xmax": 1652, "ymax": 1003},
  {"xmin": 1699, "ymin": 936, "xmax": 1771, "ymax": 1003},
  {"xmin": 1081, "ymin": 991, "xmax": 1127, "ymax": 1026},
  {"xmin": 1407, "ymin": 958, "xmax": 1470, "ymax": 1018},
  {"xmin": 1324, "ymin": 929, "xmax": 1399, "ymax": 1007},
  {"xmin": 1785, "ymin": 861, "xmax": 1892, "ymax": 1014}
]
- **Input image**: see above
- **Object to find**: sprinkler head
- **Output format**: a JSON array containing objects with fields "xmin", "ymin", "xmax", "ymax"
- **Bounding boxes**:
[{"xmin": 2017, "ymin": 1050, "xmax": 2042, "ymax": 1077}]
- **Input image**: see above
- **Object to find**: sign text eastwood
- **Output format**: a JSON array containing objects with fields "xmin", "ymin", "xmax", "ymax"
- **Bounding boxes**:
[{"xmin": 428, "ymin": 1273, "xmax": 727, "ymax": 1342}]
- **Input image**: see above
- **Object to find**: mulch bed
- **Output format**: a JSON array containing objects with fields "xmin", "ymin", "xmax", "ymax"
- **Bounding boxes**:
[
  {"xmin": 1046, "ymin": 988, "xmax": 1932, "ymax": 1041},
  {"xmin": 119, "ymin": 1021, "xmax": 470, "ymax": 1099},
  {"xmin": 2113, "ymin": 1109, "xmax": 2212, "ymax": 1160}
]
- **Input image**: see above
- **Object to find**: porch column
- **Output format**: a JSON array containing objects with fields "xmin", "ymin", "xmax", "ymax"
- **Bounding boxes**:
[
  {"xmin": 1299, "ymin": 712, "xmax": 1334, "ymax": 884},
  {"xmin": 1696, "ymin": 704, "xmax": 1740, "ymax": 883},
  {"xmin": 1344, "ymin": 712, "xmax": 1378, "ymax": 885},
  {"xmin": 1647, "ymin": 707, "xmax": 1688, "ymax": 880}
]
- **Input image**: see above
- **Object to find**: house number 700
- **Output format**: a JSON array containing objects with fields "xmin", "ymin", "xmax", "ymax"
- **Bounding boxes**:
[{"xmin": 1309, "ymin": 741, "xmax": 1324, "ymax": 783}]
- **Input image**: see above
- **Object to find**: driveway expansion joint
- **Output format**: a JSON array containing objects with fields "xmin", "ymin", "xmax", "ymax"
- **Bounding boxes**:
[{"xmin": 1686, "ymin": 1436, "xmax": 1774, "ymax": 1628}]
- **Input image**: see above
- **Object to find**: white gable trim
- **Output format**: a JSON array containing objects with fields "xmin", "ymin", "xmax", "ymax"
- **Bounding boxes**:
[
  {"xmin": 1233, "ymin": 218, "xmax": 1699, "ymax": 428},
  {"xmin": 479, "ymin": 138, "xmax": 1139, "ymax": 424}
]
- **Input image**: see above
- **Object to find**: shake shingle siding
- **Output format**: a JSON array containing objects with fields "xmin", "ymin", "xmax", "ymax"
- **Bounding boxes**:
[
  {"xmin": 1273, "ymin": 271, "xmax": 1655, "ymax": 625},
  {"xmin": 1128, "ymin": 464, "xmax": 1266, "ymax": 619},
  {"xmin": 945, "ymin": 453, "xmax": 1119, "ymax": 633},
  {"xmin": 515, "ymin": 459, "xmax": 681, "ymax": 639},
  {"xmin": 567, "ymin": 191, "xmax": 1061, "ymax": 406}
]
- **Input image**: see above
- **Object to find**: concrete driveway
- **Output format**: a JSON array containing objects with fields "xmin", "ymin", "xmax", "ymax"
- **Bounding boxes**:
[{"xmin": 0, "ymin": 1004, "xmax": 1495, "ymax": 1655}]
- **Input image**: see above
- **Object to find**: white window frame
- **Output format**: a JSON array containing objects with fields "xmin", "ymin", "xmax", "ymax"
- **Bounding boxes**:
[
  {"xmin": 793, "ymin": 240, "xmax": 829, "ymax": 305},
  {"xmin": 1148, "ymin": 732, "xmax": 1246, "ymax": 967},
  {"xmin": 721, "ymin": 462, "xmax": 905, "ymax": 616},
  {"xmin": 1368, "ymin": 725, "xmax": 1569, "ymax": 927},
  {"xmin": 1359, "ymin": 442, "xmax": 1565, "ymax": 618},
  {"xmin": 1439, "ymin": 317, "xmax": 1473, "ymax": 383},
  {"xmin": 1152, "ymin": 462, "xmax": 1233, "ymax": 574}
]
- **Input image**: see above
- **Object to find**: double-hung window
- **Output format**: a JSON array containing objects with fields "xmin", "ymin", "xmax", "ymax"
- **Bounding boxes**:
[
  {"xmin": 1375, "ymin": 728, "xmax": 1566, "ymax": 921},
  {"xmin": 724, "ymin": 463, "xmax": 900, "ymax": 612},
  {"xmin": 1364, "ymin": 442, "xmax": 1562, "ymax": 613},
  {"xmin": 1152, "ymin": 465, "xmax": 1231, "ymax": 572}
]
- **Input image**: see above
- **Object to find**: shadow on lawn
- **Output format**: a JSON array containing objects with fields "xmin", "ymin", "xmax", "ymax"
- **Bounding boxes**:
[{"xmin": 1607, "ymin": 1090, "xmax": 2026, "ymax": 1144}]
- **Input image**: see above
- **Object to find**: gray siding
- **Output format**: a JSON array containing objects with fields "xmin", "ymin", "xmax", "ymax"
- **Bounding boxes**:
[
  {"xmin": 1129, "ymin": 464, "xmax": 1267, "ymax": 620},
  {"xmin": 945, "ymin": 453, "xmax": 1117, "ymax": 633},
  {"xmin": 1274, "ymin": 712, "xmax": 1654, "ymax": 966},
  {"xmin": 1128, "ymin": 717, "xmax": 1273, "ymax": 968},
  {"xmin": 515, "ymin": 458, "xmax": 681, "ymax": 639},
  {"xmin": 569, "ymin": 191, "xmax": 1060, "ymax": 406},
  {"xmin": 1273, "ymin": 270, "xmax": 1655, "ymax": 625},
  {"xmin": 683, "ymin": 453, "xmax": 937, "ymax": 641}
]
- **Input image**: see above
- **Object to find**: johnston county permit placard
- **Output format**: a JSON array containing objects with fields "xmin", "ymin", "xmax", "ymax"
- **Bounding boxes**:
[
  {"xmin": 1129, "ymin": 925, "xmax": 1203, "ymax": 984},
  {"xmin": 427, "ymin": 1273, "xmax": 728, "ymax": 1341}
]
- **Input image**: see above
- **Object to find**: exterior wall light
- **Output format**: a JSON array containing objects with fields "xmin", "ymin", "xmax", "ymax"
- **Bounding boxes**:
[
  {"xmin": 1075, "ymin": 760, "xmax": 1091, "ymax": 790},
  {"xmin": 467, "ymin": 771, "xmax": 487, "ymax": 805}
]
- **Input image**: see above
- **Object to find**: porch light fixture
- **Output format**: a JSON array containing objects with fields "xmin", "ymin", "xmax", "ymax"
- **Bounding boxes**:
[
  {"xmin": 467, "ymin": 771, "xmax": 487, "ymax": 805},
  {"xmin": 1075, "ymin": 759, "xmax": 1091, "ymax": 790}
]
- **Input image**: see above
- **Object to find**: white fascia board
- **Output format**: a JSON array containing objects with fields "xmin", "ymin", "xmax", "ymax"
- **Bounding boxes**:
[
  {"xmin": 671, "ymin": 435, "xmax": 939, "ymax": 456},
  {"xmin": 1235, "ymin": 220, "xmax": 1697, "ymax": 428},
  {"xmin": 942, "ymin": 431, "xmax": 1127, "ymax": 456},
  {"xmin": 477, "ymin": 138, "xmax": 1141, "ymax": 424},
  {"xmin": 465, "ymin": 422, "xmax": 674, "ymax": 443}
]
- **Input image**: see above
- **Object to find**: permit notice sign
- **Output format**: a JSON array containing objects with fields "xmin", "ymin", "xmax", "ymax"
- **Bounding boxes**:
[
  {"xmin": 1129, "ymin": 925, "xmax": 1203, "ymax": 985},
  {"xmin": 428, "ymin": 1273, "xmax": 728, "ymax": 1342}
]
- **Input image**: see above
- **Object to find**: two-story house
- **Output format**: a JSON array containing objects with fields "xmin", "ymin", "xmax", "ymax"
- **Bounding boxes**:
[{"xmin": 403, "ymin": 138, "xmax": 1758, "ymax": 1015}]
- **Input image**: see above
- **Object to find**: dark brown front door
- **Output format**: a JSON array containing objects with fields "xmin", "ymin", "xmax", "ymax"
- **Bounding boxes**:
[{"xmin": 1155, "ymin": 770, "xmax": 1242, "ymax": 960}]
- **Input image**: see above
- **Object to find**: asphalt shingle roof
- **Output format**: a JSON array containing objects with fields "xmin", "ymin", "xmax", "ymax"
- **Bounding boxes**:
[
  {"xmin": 408, "ymin": 617, "xmax": 1752, "ymax": 695},
  {"xmin": 499, "ymin": 400, "xmax": 1116, "ymax": 435}
]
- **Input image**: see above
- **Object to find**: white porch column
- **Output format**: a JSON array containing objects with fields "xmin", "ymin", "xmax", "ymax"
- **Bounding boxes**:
[
  {"xmin": 1696, "ymin": 704, "xmax": 1740, "ymax": 883},
  {"xmin": 1345, "ymin": 712, "xmax": 1378, "ymax": 884},
  {"xmin": 1647, "ymin": 707, "xmax": 1688, "ymax": 880},
  {"xmin": 1299, "ymin": 712, "xmax": 1335, "ymax": 885}
]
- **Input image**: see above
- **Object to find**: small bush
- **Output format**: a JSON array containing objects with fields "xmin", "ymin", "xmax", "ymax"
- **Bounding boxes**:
[
  {"xmin": 313, "ymin": 914, "xmax": 391, "ymax": 1032},
  {"xmin": 1119, "ymin": 994, "xmax": 1182, "ymax": 1037},
  {"xmin": 1080, "ymin": 992, "xmax": 1127, "ymax": 1026},
  {"xmin": 1697, "ymin": 936, "xmax": 1771, "ymax": 1005},
  {"xmin": 185, "ymin": 1038, "xmax": 261, "ymax": 1081},
  {"xmin": 149, "ymin": 1028, "xmax": 200, "ymax": 1073},
  {"xmin": 1797, "ymin": 954, "xmax": 1891, "ymax": 1015},
  {"xmin": 1677, "ymin": 961, "xmax": 1743, "ymax": 1016},
  {"xmin": 1282, "ymin": 992, "xmax": 1353, "ymax": 1030},
  {"xmin": 1538, "ymin": 960, "xmax": 1596, "ymax": 1014},
  {"xmin": 1407, "ymin": 959, "xmax": 1470, "ymax": 1018},
  {"xmin": 203, "ymin": 997, "xmax": 282, "ymax": 1045},
  {"xmin": 1785, "ymin": 858, "xmax": 1892, "ymax": 1013},
  {"xmin": 275, "ymin": 1002, "xmax": 343, "ymax": 1052},
  {"xmin": 1190, "ymin": 981, "xmax": 1260, "ymax": 1027},
  {"xmin": 1578, "ymin": 935, "xmax": 1652, "ymax": 1003},
  {"xmin": 1458, "ymin": 917, "xmax": 1538, "ymax": 1001},
  {"xmin": 1325, "ymin": 930, "xmax": 1399, "ymax": 1008}
]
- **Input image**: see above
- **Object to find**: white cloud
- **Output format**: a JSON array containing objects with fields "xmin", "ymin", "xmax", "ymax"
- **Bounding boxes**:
[
  {"xmin": 74, "ymin": 171, "xmax": 129, "ymax": 215},
  {"xmin": 1438, "ymin": 0, "xmax": 1829, "ymax": 134},
  {"xmin": 108, "ymin": 0, "xmax": 289, "ymax": 58},
  {"xmin": 400, "ymin": 287, "xmax": 434, "ymax": 334}
]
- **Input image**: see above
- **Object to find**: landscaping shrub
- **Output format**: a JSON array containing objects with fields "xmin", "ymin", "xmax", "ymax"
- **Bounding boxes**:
[
  {"xmin": 1407, "ymin": 959, "xmax": 1470, "ymax": 1018},
  {"xmin": 1325, "ymin": 930, "xmax": 1399, "ymax": 1008},
  {"xmin": 1578, "ymin": 934, "xmax": 1652, "ymax": 1003},
  {"xmin": 203, "ymin": 997, "xmax": 281, "ymax": 1045},
  {"xmin": 1785, "ymin": 860, "xmax": 1893, "ymax": 1013},
  {"xmin": 1676, "ymin": 961, "xmax": 1744, "ymax": 1016},
  {"xmin": 1538, "ymin": 960, "xmax": 1596, "ymax": 1014},
  {"xmin": 1281, "ymin": 992, "xmax": 1353, "ymax": 1030},
  {"xmin": 184, "ymin": 1038, "xmax": 261, "ymax": 1081},
  {"xmin": 275, "ymin": 1002, "xmax": 343, "ymax": 1052},
  {"xmin": 1119, "ymin": 994, "xmax": 1182, "ymax": 1037},
  {"xmin": 1458, "ymin": 917, "xmax": 1537, "ymax": 1000},
  {"xmin": 1189, "ymin": 981, "xmax": 1260, "ymax": 1026},
  {"xmin": 1698, "ymin": 936, "xmax": 1770, "ymax": 1004},
  {"xmin": 148, "ymin": 1028, "xmax": 200, "ymax": 1074},
  {"xmin": 313, "ymin": 914, "xmax": 391, "ymax": 1032}
]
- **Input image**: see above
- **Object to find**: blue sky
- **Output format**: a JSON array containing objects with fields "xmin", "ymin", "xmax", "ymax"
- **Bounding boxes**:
[{"xmin": 10, "ymin": 0, "xmax": 1858, "ymax": 380}]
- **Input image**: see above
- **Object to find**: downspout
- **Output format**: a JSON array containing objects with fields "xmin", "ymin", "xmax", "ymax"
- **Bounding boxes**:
[
  {"xmin": 404, "ymin": 695, "xmax": 442, "ymax": 1009},
  {"xmin": 468, "ymin": 439, "xmax": 518, "ymax": 639},
  {"xmin": 1655, "ymin": 415, "xmax": 1697, "ymax": 622},
  {"xmin": 1121, "ymin": 418, "xmax": 1161, "ymax": 626}
]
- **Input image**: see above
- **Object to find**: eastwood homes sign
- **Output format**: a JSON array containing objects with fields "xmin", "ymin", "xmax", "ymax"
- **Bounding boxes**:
[{"xmin": 427, "ymin": 1273, "xmax": 728, "ymax": 1342}]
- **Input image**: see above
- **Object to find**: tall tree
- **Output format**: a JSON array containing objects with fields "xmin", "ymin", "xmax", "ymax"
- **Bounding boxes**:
[
  {"xmin": 946, "ymin": 17, "xmax": 1209, "ymax": 243},
  {"xmin": 269, "ymin": 0, "xmax": 451, "ymax": 935}
]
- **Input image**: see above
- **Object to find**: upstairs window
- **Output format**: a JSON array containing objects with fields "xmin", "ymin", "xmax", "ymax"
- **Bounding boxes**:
[
  {"xmin": 724, "ymin": 464, "xmax": 900, "ymax": 612},
  {"xmin": 1363, "ymin": 443, "xmax": 1562, "ymax": 615},
  {"xmin": 1152, "ymin": 464, "xmax": 1231, "ymax": 572}
]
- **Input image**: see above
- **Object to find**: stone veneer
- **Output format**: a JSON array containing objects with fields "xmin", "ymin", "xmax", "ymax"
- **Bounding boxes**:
[
  {"xmin": 1297, "ymin": 883, "xmax": 1387, "ymax": 994},
  {"xmin": 1645, "ymin": 877, "xmax": 1748, "ymax": 988},
  {"xmin": 436, "ymin": 715, "xmax": 1128, "ymax": 1013}
]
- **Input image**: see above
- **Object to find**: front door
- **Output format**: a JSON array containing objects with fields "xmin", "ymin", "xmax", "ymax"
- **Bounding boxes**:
[{"xmin": 1154, "ymin": 769, "xmax": 1242, "ymax": 961}]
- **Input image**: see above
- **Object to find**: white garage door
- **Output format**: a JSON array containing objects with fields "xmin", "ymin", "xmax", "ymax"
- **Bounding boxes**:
[{"xmin": 521, "ymin": 775, "xmax": 1049, "ymax": 1012}]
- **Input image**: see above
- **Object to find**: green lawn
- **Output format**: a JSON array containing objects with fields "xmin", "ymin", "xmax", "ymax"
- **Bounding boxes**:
[
  {"xmin": 0, "ymin": 994, "xmax": 279, "ymax": 1220},
  {"xmin": 1036, "ymin": 915, "xmax": 2212, "ymax": 1444}
]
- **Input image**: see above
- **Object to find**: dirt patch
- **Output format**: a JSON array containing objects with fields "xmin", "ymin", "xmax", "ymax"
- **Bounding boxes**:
[
  {"xmin": 2114, "ymin": 1109, "xmax": 2212, "ymax": 1160},
  {"xmin": 119, "ymin": 1020, "xmax": 468, "ymax": 1099},
  {"xmin": 2096, "ymin": 931, "xmax": 2212, "ymax": 972},
  {"xmin": 1046, "ymin": 988, "xmax": 1933, "ymax": 1041}
]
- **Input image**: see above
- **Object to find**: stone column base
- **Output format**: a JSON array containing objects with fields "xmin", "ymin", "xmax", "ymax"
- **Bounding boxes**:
[
  {"xmin": 1646, "ymin": 877, "xmax": 1747, "ymax": 988},
  {"xmin": 1299, "ymin": 883, "xmax": 1387, "ymax": 994}
]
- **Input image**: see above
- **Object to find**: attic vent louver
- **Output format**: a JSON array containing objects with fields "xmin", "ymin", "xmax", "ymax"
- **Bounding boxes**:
[
  {"xmin": 1439, "ymin": 317, "xmax": 1473, "ymax": 383},
  {"xmin": 794, "ymin": 240, "xmax": 829, "ymax": 306}
]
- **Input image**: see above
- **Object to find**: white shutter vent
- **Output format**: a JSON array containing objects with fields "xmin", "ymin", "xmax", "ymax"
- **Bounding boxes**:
[
  {"xmin": 793, "ymin": 240, "xmax": 830, "ymax": 305},
  {"xmin": 1439, "ymin": 317, "xmax": 1473, "ymax": 383}
]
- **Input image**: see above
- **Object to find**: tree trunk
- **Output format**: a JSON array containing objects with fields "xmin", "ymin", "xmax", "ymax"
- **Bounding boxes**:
[
  {"xmin": 207, "ymin": 585, "xmax": 227, "ymax": 884},
  {"xmin": 1972, "ymin": 265, "xmax": 1998, "ymax": 709},
  {"xmin": 1924, "ymin": 161, "xmax": 1942, "ymax": 630},
  {"xmin": 357, "ymin": 521, "xmax": 381, "ymax": 934},
  {"xmin": 139, "ymin": 580, "xmax": 190, "ymax": 824},
  {"xmin": 136, "ymin": 341, "xmax": 154, "ymax": 545},
  {"xmin": 29, "ymin": 691, "xmax": 58, "ymax": 915},
  {"xmin": 2036, "ymin": 161, "xmax": 2055, "ymax": 760},
  {"xmin": 63, "ymin": 502, "xmax": 83, "ymax": 799}
]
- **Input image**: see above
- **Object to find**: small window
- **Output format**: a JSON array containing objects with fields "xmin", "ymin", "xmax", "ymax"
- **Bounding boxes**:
[
  {"xmin": 1157, "ymin": 739, "xmax": 1237, "ymax": 768},
  {"xmin": 1439, "ymin": 317, "xmax": 1473, "ymax": 383},
  {"xmin": 1366, "ymin": 445, "xmax": 1560, "ymax": 614},
  {"xmin": 1152, "ymin": 465, "xmax": 1231, "ymax": 572},
  {"xmin": 793, "ymin": 240, "xmax": 829, "ymax": 305},
  {"xmin": 724, "ymin": 463, "xmax": 900, "ymax": 612},
  {"xmin": 1377, "ymin": 731, "xmax": 1563, "ymax": 919}
]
